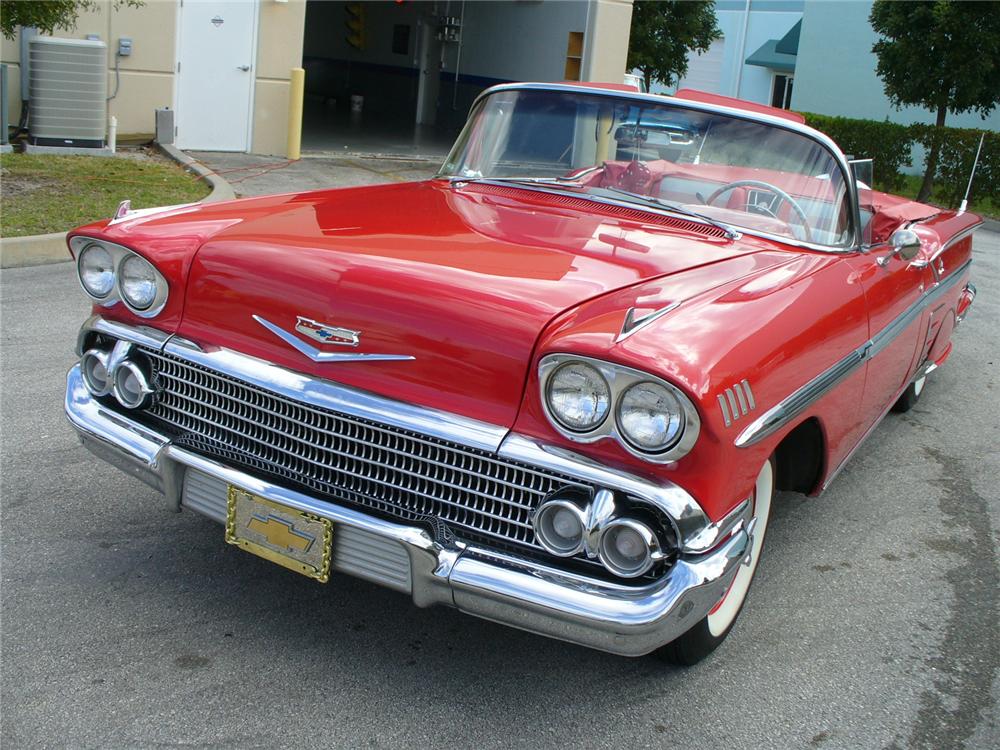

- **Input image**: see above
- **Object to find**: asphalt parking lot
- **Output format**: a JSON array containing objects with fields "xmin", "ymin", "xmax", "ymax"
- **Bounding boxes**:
[{"xmin": 1, "ymin": 229, "xmax": 998, "ymax": 749}]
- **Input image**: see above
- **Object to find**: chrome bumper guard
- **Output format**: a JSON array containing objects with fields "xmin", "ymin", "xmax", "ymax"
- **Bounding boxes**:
[{"xmin": 66, "ymin": 364, "xmax": 750, "ymax": 656}]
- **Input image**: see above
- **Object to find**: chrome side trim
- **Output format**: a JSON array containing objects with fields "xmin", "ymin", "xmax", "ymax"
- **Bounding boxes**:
[
  {"xmin": 736, "ymin": 258, "xmax": 972, "ymax": 448},
  {"xmin": 941, "ymin": 222, "xmax": 983, "ymax": 252},
  {"xmin": 254, "ymin": 315, "xmax": 415, "ymax": 363}
]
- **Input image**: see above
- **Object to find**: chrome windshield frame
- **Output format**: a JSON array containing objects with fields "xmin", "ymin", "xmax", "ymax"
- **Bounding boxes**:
[{"xmin": 437, "ymin": 82, "xmax": 863, "ymax": 255}]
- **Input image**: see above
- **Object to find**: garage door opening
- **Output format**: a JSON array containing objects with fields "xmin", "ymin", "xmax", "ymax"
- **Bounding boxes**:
[
  {"xmin": 300, "ymin": 0, "xmax": 608, "ymax": 159},
  {"xmin": 302, "ymin": 0, "xmax": 464, "ymax": 158}
]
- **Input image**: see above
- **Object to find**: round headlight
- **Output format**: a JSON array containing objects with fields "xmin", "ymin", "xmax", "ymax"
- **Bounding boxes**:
[
  {"xmin": 119, "ymin": 254, "xmax": 159, "ymax": 311},
  {"xmin": 78, "ymin": 243, "xmax": 115, "ymax": 298},
  {"xmin": 616, "ymin": 381, "xmax": 684, "ymax": 452},
  {"xmin": 546, "ymin": 362, "xmax": 610, "ymax": 432}
]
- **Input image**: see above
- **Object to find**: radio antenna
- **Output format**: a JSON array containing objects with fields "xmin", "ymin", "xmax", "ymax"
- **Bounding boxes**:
[{"xmin": 958, "ymin": 132, "xmax": 985, "ymax": 215}]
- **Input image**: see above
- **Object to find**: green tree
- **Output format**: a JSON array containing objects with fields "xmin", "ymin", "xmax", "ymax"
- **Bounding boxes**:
[
  {"xmin": 627, "ymin": 0, "xmax": 721, "ymax": 92},
  {"xmin": 870, "ymin": 0, "xmax": 1000, "ymax": 202},
  {"xmin": 1, "ymin": 1, "xmax": 142, "ymax": 40}
]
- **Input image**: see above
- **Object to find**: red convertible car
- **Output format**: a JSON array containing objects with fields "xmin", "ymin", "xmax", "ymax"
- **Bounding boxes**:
[{"xmin": 65, "ymin": 83, "xmax": 979, "ymax": 664}]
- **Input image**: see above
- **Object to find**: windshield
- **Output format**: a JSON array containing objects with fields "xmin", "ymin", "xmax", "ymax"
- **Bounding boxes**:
[{"xmin": 440, "ymin": 88, "xmax": 854, "ymax": 248}]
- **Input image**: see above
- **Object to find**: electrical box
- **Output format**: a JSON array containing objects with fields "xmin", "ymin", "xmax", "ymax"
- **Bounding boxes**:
[
  {"xmin": 118, "ymin": 38, "xmax": 132, "ymax": 57},
  {"xmin": 155, "ymin": 107, "xmax": 174, "ymax": 145}
]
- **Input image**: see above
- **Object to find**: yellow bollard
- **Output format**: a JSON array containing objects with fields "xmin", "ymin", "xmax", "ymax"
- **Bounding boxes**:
[{"xmin": 287, "ymin": 67, "xmax": 305, "ymax": 160}]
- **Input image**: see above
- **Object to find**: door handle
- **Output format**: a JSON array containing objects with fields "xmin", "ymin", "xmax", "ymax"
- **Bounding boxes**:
[{"xmin": 238, "ymin": 65, "xmax": 251, "ymax": 72}]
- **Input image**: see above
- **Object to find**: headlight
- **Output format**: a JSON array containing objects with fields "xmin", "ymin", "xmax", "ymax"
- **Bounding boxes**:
[
  {"xmin": 616, "ymin": 381, "xmax": 685, "ymax": 452},
  {"xmin": 78, "ymin": 243, "xmax": 115, "ymax": 298},
  {"xmin": 118, "ymin": 254, "xmax": 159, "ymax": 311},
  {"xmin": 545, "ymin": 362, "xmax": 610, "ymax": 432}
]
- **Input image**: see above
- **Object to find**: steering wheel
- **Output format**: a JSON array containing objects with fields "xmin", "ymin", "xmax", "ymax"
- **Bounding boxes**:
[{"xmin": 705, "ymin": 180, "xmax": 813, "ymax": 242}]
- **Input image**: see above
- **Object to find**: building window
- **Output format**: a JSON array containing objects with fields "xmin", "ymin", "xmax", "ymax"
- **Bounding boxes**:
[{"xmin": 771, "ymin": 74, "xmax": 794, "ymax": 109}]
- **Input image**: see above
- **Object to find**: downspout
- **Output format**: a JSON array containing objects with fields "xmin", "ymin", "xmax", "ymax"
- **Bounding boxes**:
[
  {"xmin": 734, "ymin": 0, "xmax": 751, "ymax": 98},
  {"xmin": 452, "ymin": 0, "xmax": 465, "ymax": 108}
]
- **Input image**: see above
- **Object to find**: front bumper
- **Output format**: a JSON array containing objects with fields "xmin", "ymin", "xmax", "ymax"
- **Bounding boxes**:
[{"xmin": 66, "ymin": 363, "xmax": 751, "ymax": 657}]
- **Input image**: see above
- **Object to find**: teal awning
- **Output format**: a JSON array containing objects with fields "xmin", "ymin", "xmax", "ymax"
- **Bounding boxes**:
[{"xmin": 745, "ymin": 20, "xmax": 800, "ymax": 73}]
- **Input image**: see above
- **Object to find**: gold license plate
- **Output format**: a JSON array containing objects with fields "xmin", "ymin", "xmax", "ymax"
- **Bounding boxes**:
[{"xmin": 225, "ymin": 486, "xmax": 333, "ymax": 582}]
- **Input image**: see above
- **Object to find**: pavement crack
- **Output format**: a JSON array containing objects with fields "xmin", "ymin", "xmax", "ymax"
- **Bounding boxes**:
[{"xmin": 903, "ymin": 447, "xmax": 1000, "ymax": 750}]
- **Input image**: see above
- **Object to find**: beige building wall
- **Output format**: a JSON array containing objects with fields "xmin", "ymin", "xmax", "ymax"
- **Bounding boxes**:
[
  {"xmin": 252, "ymin": 0, "xmax": 306, "ymax": 156},
  {"xmin": 1, "ymin": 0, "xmax": 307, "ymax": 155},
  {"xmin": 583, "ymin": 0, "xmax": 634, "ymax": 83}
]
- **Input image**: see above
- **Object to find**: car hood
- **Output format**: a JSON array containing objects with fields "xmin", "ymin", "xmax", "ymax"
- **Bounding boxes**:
[{"xmin": 161, "ymin": 181, "xmax": 789, "ymax": 426}]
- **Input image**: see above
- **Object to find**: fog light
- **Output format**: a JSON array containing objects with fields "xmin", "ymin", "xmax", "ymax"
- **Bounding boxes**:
[
  {"xmin": 112, "ymin": 358, "xmax": 153, "ymax": 409},
  {"xmin": 534, "ymin": 499, "xmax": 587, "ymax": 557},
  {"xmin": 598, "ymin": 518, "xmax": 661, "ymax": 578},
  {"xmin": 81, "ymin": 349, "xmax": 112, "ymax": 396}
]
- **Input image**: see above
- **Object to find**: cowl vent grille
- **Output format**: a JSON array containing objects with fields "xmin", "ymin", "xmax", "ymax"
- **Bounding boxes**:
[{"xmin": 471, "ymin": 183, "xmax": 730, "ymax": 239}]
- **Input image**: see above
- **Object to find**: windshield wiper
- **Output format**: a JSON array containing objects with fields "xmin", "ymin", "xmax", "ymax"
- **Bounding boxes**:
[
  {"xmin": 447, "ymin": 175, "xmax": 584, "ymax": 187},
  {"xmin": 589, "ymin": 186, "xmax": 740, "ymax": 240}
]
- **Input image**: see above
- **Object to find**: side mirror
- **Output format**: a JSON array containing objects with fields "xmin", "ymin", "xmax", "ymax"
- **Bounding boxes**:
[
  {"xmin": 877, "ymin": 228, "xmax": 922, "ymax": 267},
  {"xmin": 890, "ymin": 228, "xmax": 922, "ymax": 261}
]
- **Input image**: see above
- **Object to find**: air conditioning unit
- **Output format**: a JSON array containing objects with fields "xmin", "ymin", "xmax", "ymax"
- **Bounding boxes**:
[{"xmin": 28, "ymin": 36, "xmax": 107, "ymax": 148}]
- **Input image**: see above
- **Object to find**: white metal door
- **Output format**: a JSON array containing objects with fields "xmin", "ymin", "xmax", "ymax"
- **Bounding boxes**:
[{"xmin": 175, "ymin": 0, "xmax": 257, "ymax": 151}]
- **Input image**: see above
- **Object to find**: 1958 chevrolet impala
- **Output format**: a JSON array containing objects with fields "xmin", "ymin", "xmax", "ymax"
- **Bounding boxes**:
[{"xmin": 65, "ymin": 83, "xmax": 980, "ymax": 664}]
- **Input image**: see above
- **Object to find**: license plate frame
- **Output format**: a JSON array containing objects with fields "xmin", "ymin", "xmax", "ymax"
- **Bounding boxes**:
[{"xmin": 225, "ymin": 485, "xmax": 333, "ymax": 583}]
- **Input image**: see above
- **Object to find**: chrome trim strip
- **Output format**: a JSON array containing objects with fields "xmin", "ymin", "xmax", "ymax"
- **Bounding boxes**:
[
  {"xmin": 254, "ymin": 315, "xmax": 415, "ymax": 363},
  {"xmin": 941, "ymin": 222, "xmax": 983, "ymax": 252},
  {"xmin": 76, "ymin": 315, "xmax": 172, "ymax": 356},
  {"xmin": 717, "ymin": 394, "xmax": 732, "ymax": 427},
  {"xmin": 736, "ymin": 258, "xmax": 972, "ymax": 448},
  {"xmin": 741, "ymin": 379, "xmax": 756, "ymax": 410},
  {"xmin": 444, "ymin": 81, "xmax": 861, "ymax": 253}
]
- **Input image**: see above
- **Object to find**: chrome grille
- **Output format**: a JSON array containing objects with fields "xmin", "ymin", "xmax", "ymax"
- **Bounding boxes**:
[{"xmin": 139, "ymin": 347, "xmax": 598, "ymax": 561}]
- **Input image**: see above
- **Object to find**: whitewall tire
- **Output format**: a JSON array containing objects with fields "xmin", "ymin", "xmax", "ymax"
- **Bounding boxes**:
[{"xmin": 658, "ymin": 457, "xmax": 775, "ymax": 666}]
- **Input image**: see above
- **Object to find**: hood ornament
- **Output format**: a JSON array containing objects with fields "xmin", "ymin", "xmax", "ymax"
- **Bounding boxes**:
[{"xmin": 253, "ymin": 316, "xmax": 415, "ymax": 363}]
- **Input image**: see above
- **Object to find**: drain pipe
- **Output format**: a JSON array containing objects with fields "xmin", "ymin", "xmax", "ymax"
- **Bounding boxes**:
[
  {"xmin": 452, "ymin": 0, "xmax": 465, "ymax": 109},
  {"xmin": 733, "ymin": 0, "xmax": 751, "ymax": 98}
]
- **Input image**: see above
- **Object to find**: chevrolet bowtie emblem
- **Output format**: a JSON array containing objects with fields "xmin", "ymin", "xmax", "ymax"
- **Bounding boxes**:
[
  {"xmin": 253, "ymin": 315, "xmax": 415, "ymax": 363},
  {"xmin": 247, "ymin": 514, "xmax": 315, "ymax": 553},
  {"xmin": 295, "ymin": 316, "xmax": 360, "ymax": 347}
]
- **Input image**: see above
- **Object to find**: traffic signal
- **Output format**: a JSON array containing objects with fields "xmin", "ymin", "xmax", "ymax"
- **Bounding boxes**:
[{"xmin": 345, "ymin": 3, "xmax": 366, "ymax": 50}]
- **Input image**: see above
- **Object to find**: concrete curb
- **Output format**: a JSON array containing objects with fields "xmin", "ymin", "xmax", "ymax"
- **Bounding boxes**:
[
  {"xmin": 0, "ymin": 231, "xmax": 71, "ymax": 268},
  {"xmin": 155, "ymin": 143, "xmax": 236, "ymax": 203},
  {"xmin": 1, "ymin": 145, "xmax": 237, "ymax": 269}
]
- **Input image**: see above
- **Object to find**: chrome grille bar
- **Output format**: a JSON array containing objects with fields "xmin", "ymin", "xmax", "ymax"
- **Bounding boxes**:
[{"xmin": 140, "ymin": 347, "xmax": 597, "ymax": 559}]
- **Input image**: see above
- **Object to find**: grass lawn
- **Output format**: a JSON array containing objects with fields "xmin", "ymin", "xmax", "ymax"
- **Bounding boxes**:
[
  {"xmin": 1, "ymin": 151, "xmax": 211, "ymax": 237},
  {"xmin": 894, "ymin": 173, "xmax": 997, "ymax": 219}
]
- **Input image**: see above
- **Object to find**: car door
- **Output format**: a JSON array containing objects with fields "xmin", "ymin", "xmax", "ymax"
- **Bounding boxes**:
[{"xmin": 846, "ymin": 241, "xmax": 929, "ymax": 425}]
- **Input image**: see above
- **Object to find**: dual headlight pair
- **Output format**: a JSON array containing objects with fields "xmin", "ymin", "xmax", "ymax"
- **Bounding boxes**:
[
  {"xmin": 539, "ymin": 354, "xmax": 700, "ymax": 463},
  {"xmin": 72, "ymin": 238, "xmax": 168, "ymax": 317}
]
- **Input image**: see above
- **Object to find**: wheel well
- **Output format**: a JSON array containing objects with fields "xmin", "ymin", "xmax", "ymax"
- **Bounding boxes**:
[{"xmin": 774, "ymin": 418, "xmax": 825, "ymax": 495}]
